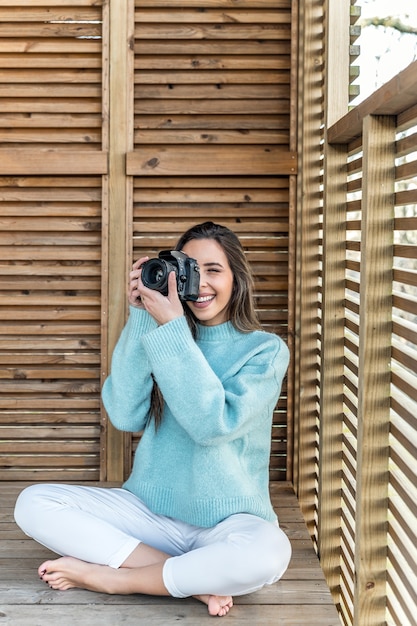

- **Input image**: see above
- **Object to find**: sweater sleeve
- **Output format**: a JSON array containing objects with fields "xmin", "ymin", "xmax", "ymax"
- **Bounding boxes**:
[
  {"xmin": 101, "ymin": 306, "xmax": 158, "ymax": 432},
  {"xmin": 141, "ymin": 316, "xmax": 289, "ymax": 445}
]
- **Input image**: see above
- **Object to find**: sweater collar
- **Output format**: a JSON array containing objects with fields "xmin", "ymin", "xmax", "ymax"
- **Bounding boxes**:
[{"xmin": 196, "ymin": 321, "xmax": 241, "ymax": 342}]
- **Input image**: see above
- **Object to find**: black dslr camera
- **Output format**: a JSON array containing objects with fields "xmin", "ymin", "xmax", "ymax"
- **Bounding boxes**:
[{"xmin": 141, "ymin": 250, "xmax": 200, "ymax": 301}]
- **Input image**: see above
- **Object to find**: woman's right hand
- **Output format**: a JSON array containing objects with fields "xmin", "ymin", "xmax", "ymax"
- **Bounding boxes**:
[
  {"xmin": 128, "ymin": 257, "xmax": 148, "ymax": 308},
  {"xmin": 128, "ymin": 257, "xmax": 184, "ymax": 324}
]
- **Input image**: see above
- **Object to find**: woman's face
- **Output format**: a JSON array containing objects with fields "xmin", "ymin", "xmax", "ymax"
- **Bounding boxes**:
[{"xmin": 181, "ymin": 238, "xmax": 234, "ymax": 326}]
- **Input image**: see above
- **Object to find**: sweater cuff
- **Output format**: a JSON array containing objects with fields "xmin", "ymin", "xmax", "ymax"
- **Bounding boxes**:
[
  {"xmin": 141, "ymin": 316, "xmax": 194, "ymax": 363},
  {"xmin": 127, "ymin": 306, "xmax": 158, "ymax": 338}
]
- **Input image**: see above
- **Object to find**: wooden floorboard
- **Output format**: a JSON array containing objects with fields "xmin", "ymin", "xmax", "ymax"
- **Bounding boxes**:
[{"xmin": 0, "ymin": 481, "xmax": 341, "ymax": 625}]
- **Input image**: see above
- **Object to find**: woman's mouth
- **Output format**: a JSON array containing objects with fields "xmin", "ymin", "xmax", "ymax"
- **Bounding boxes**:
[{"xmin": 194, "ymin": 295, "xmax": 215, "ymax": 307}]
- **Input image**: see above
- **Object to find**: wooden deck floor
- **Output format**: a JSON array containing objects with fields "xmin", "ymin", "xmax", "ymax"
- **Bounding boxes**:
[{"xmin": 1, "ymin": 481, "xmax": 340, "ymax": 625}]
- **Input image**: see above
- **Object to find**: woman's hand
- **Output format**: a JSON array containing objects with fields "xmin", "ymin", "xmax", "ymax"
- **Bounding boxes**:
[
  {"xmin": 128, "ymin": 257, "xmax": 184, "ymax": 324},
  {"xmin": 128, "ymin": 257, "xmax": 147, "ymax": 309}
]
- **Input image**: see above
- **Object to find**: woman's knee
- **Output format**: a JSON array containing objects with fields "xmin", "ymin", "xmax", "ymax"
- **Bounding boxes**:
[
  {"xmin": 14, "ymin": 484, "xmax": 50, "ymax": 535},
  {"xmin": 248, "ymin": 522, "xmax": 292, "ymax": 584},
  {"xmin": 221, "ymin": 518, "xmax": 292, "ymax": 590}
]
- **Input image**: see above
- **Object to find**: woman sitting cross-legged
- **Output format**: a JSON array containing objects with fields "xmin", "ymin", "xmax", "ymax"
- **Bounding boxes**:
[{"xmin": 14, "ymin": 221, "xmax": 292, "ymax": 617}]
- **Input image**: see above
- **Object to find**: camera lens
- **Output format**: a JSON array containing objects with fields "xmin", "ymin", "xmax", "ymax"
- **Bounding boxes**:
[{"xmin": 141, "ymin": 258, "xmax": 169, "ymax": 293}]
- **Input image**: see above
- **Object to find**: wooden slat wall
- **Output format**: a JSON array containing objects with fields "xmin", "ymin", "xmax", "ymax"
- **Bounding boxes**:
[
  {"xmin": 128, "ymin": 0, "xmax": 296, "ymax": 481},
  {"xmin": 386, "ymin": 113, "xmax": 417, "ymax": 626},
  {"xmin": 293, "ymin": 0, "xmax": 325, "ymax": 536},
  {"xmin": 305, "ymin": 60, "xmax": 417, "ymax": 626},
  {"xmin": 1, "ymin": 0, "xmax": 296, "ymax": 482},
  {"xmin": 0, "ymin": 1, "xmax": 107, "ymax": 481}
]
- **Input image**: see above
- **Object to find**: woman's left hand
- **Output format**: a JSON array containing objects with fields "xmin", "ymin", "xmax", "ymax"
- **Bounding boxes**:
[{"xmin": 138, "ymin": 270, "xmax": 184, "ymax": 325}]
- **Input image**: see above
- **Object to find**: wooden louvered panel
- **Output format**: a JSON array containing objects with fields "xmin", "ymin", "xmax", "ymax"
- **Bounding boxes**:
[
  {"xmin": 0, "ymin": 1, "xmax": 107, "ymax": 480},
  {"xmin": 130, "ymin": 0, "xmax": 295, "ymax": 480},
  {"xmin": 0, "ymin": 0, "xmax": 296, "ymax": 482},
  {"xmin": 0, "ymin": 2, "xmax": 103, "ymax": 150},
  {"xmin": 0, "ymin": 174, "xmax": 103, "ymax": 480}
]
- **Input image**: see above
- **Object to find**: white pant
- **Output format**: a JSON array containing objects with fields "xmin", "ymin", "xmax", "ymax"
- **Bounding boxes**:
[{"xmin": 14, "ymin": 483, "xmax": 292, "ymax": 598}]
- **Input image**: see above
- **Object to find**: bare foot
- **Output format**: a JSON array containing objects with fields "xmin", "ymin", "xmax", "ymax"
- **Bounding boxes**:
[
  {"xmin": 195, "ymin": 594, "xmax": 234, "ymax": 617},
  {"xmin": 39, "ymin": 557, "xmax": 234, "ymax": 616},
  {"xmin": 38, "ymin": 557, "xmax": 128, "ymax": 594}
]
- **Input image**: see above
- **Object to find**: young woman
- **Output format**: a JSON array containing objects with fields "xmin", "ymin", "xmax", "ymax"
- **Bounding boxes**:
[{"xmin": 14, "ymin": 221, "xmax": 291, "ymax": 617}]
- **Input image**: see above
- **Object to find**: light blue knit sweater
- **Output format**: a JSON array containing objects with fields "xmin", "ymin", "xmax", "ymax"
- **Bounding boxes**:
[{"xmin": 102, "ymin": 306, "xmax": 289, "ymax": 528}]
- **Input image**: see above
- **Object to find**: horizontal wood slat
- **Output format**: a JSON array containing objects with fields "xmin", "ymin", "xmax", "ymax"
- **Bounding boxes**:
[
  {"xmin": 127, "ymin": 147, "xmax": 296, "ymax": 175},
  {"xmin": 135, "ymin": 0, "xmax": 291, "ymax": 6},
  {"xmin": 327, "ymin": 61, "xmax": 417, "ymax": 143},
  {"xmin": 0, "ymin": 151, "xmax": 108, "ymax": 174}
]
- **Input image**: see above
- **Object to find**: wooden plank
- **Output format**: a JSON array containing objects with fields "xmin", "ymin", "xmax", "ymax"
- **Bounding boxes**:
[
  {"xmin": 328, "ymin": 60, "xmax": 417, "ymax": 144},
  {"xmin": 133, "ymin": 175, "xmax": 288, "ymax": 189},
  {"xmin": 135, "ymin": 99, "xmax": 290, "ymax": 115},
  {"xmin": 0, "ymin": 130, "xmax": 101, "ymax": 144},
  {"xmin": 0, "ymin": 85, "xmax": 101, "ymax": 98},
  {"xmin": 0, "ymin": 69, "xmax": 102, "ymax": 84},
  {"xmin": 318, "ymin": 140, "xmax": 347, "ymax": 598},
  {"xmin": 0, "ymin": 175, "xmax": 102, "ymax": 187},
  {"xmin": 0, "ymin": 605, "xmax": 341, "ymax": 626},
  {"xmin": 134, "ymin": 55, "xmax": 290, "ymax": 71},
  {"xmin": 134, "ymin": 9, "xmax": 291, "ymax": 24},
  {"xmin": 0, "ymin": 0, "xmax": 286, "ymax": 5},
  {"xmin": 136, "ymin": 0, "xmax": 292, "ymax": 6},
  {"xmin": 0, "ymin": 217, "xmax": 101, "ymax": 232},
  {"xmin": 0, "ymin": 7, "xmax": 101, "ymax": 21},
  {"xmin": 134, "ymin": 41, "xmax": 290, "ymax": 56},
  {"xmin": 134, "ymin": 24, "xmax": 291, "ymax": 40},
  {"xmin": 0, "ymin": 413, "xmax": 100, "ymax": 426},
  {"xmin": 0, "ymin": 53, "xmax": 102, "ymax": 68},
  {"xmin": 0, "ymin": 151, "xmax": 107, "ymax": 175},
  {"xmin": 0, "ymin": 99, "xmax": 102, "ymax": 113},
  {"xmin": 284, "ymin": 0, "xmax": 298, "ymax": 484},
  {"xmin": 127, "ymin": 147, "xmax": 297, "ymax": 176},
  {"xmin": 131, "ymin": 220, "xmax": 288, "ymax": 233},
  {"xmin": 134, "ymin": 84, "xmax": 290, "ymax": 99},
  {"xmin": 103, "ymin": 0, "xmax": 134, "ymax": 482},
  {"xmin": 132, "ymin": 187, "xmax": 290, "ymax": 202},
  {"xmin": 292, "ymin": 0, "xmax": 324, "ymax": 532},
  {"xmin": 0, "ymin": 41, "xmax": 101, "ymax": 54},
  {"xmin": 0, "ymin": 114, "xmax": 101, "ymax": 134},
  {"xmin": 0, "ymin": 0, "xmax": 101, "ymax": 5},
  {"xmin": 325, "ymin": 0, "xmax": 350, "ymax": 127},
  {"xmin": 353, "ymin": 115, "xmax": 395, "ymax": 626},
  {"xmin": 0, "ymin": 24, "xmax": 101, "ymax": 39},
  {"xmin": 134, "ymin": 69, "xmax": 290, "ymax": 84},
  {"xmin": 134, "ymin": 114, "xmax": 290, "ymax": 130}
]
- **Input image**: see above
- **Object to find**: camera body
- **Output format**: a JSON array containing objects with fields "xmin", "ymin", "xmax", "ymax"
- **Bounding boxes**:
[{"xmin": 141, "ymin": 250, "xmax": 200, "ymax": 301}]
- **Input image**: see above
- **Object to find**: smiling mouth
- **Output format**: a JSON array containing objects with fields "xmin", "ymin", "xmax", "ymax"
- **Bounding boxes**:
[{"xmin": 196, "ymin": 295, "xmax": 214, "ymax": 303}]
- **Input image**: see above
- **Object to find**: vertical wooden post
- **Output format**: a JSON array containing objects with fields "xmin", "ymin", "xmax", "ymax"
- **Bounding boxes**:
[
  {"xmin": 326, "ymin": 0, "xmax": 350, "ymax": 127},
  {"xmin": 285, "ymin": 0, "xmax": 299, "ymax": 483},
  {"xmin": 317, "ymin": 0, "xmax": 350, "ymax": 598},
  {"xmin": 294, "ymin": 0, "xmax": 325, "ymax": 534},
  {"xmin": 354, "ymin": 114, "xmax": 394, "ymax": 626},
  {"xmin": 102, "ymin": 0, "xmax": 135, "ymax": 482},
  {"xmin": 100, "ymin": 0, "xmax": 110, "ymax": 481},
  {"xmin": 318, "ymin": 141, "xmax": 346, "ymax": 597}
]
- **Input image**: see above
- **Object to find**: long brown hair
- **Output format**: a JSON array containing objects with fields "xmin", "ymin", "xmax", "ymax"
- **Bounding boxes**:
[{"xmin": 148, "ymin": 221, "xmax": 261, "ymax": 429}]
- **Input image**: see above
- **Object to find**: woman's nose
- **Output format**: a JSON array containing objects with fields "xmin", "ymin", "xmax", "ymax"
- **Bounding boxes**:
[{"xmin": 198, "ymin": 270, "xmax": 208, "ymax": 286}]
